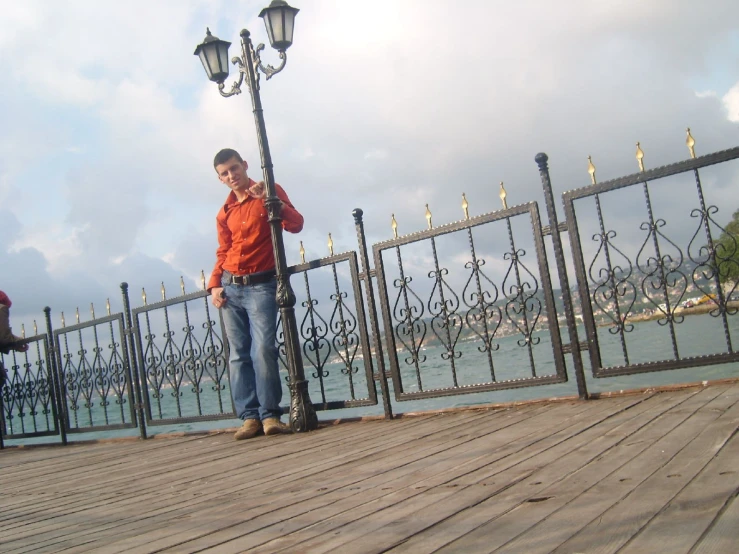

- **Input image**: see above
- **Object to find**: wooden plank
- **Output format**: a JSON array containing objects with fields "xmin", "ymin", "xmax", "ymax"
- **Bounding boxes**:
[
  {"xmin": 2, "ymin": 408, "xmax": 536, "ymax": 552},
  {"xmin": 691, "ymin": 490, "xmax": 739, "ymax": 554},
  {"xmin": 65, "ymin": 403, "xmax": 568, "ymax": 553},
  {"xmin": 503, "ymin": 383, "xmax": 739, "ymax": 553},
  {"xmin": 438, "ymin": 385, "xmax": 728, "ymax": 553},
  {"xmin": 551, "ymin": 384, "xmax": 739, "ymax": 554},
  {"xmin": 618, "ymin": 419, "xmax": 739, "ymax": 552},
  {"xmin": 426, "ymin": 386, "xmax": 728, "ymax": 553},
  {"xmin": 380, "ymin": 389, "xmax": 701, "ymax": 554},
  {"xmin": 163, "ymin": 401, "xmax": 616, "ymax": 554},
  {"xmin": 0, "ymin": 386, "xmax": 734, "ymax": 554},
  {"xmin": 0, "ymin": 412, "xmax": 452, "ymax": 525},
  {"xmin": 0, "ymin": 413, "xmax": 482, "ymax": 549},
  {"xmin": 243, "ymin": 393, "xmax": 692, "ymax": 553}
]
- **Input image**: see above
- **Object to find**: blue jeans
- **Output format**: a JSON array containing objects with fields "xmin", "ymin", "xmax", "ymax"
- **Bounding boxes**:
[{"xmin": 221, "ymin": 276, "xmax": 282, "ymax": 421}]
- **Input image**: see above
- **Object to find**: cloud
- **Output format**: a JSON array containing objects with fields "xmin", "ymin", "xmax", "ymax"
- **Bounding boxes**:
[
  {"xmin": 364, "ymin": 149, "xmax": 389, "ymax": 161},
  {"xmin": 724, "ymin": 82, "xmax": 739, "ymax": 122}
]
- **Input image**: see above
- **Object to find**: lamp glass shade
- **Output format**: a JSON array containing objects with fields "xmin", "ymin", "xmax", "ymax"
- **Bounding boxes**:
[
  {"xmin": 194, "ymin": 29, "xmax": 232, "ymax": 83},
  {"xmin": 259, "ymin": 1, "xmax": 299, "ymax": 51}
]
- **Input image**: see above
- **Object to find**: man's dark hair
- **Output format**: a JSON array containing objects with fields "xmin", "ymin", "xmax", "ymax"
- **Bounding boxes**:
[{"xmin": 213, "ymin": 148, "xmax": 243, "ymax": 168}]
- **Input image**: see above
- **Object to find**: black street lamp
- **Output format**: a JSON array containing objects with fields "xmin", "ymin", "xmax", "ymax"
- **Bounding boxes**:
[{"xmin": 194, "ymin": 1, "xmax": 317, "ymax": 433}]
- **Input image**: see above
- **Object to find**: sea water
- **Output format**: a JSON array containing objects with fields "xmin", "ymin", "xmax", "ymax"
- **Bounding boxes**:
[{"xmin": 5, "ymin": 312, "xmax": 738, "ymax": 445}]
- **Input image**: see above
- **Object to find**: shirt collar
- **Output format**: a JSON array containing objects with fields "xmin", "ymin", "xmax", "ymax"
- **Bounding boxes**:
[{"xmin": 222, "ymin": 179, "xmax": 257, "ymax": 211}]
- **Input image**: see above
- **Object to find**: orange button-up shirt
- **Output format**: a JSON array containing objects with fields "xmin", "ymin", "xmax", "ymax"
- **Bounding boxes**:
[{"xmin": 207, "ymin": 181, "xmax": 303, "ymax": 291}]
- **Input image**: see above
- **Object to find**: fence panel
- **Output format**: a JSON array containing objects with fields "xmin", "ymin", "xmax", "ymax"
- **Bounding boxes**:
[
  {"xmin": 373, "ymin": 201, "xmax": 568, "ymax": 401},
  {"xmin": 1, "ymin": 333, "xmax": 60, "ymax": 440},
  {"xmin": 563, "ymin": 145, "xmax": 739, "ymax": 377},
  {"xmin": 53, "ymin": 313, "xmax": 138, "ymax": 433},
  {"xmin": 131, "ymin": 290, "xmax": 232, "ymax": 426},
  {"xmin": 279, "ymin": 250, "xmax": 378, "ymax": 410}
]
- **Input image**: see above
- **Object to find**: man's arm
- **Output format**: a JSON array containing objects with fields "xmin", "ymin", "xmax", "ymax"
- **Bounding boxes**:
[
  {"xmin": 207, "ymin": 214, "xmax": 232, "ymax": 292},
  {"xmin": 275, "ymin": 184, "xmax": 304, "ymax": 233}
]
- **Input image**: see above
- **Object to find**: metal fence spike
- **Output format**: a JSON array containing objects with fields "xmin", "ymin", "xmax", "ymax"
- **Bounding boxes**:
[
  {"xmin": 161, "ymin": 282, "xmax": 166, "ymax": 301},
  {"xmin": 499, "ymin": 182, "xmax": 508, "ymax": 209},
  {"xmin": 462, "ymin": 193, "xmax": 469, "ymax": 220},
  {"xmin": 90, "ymin": 302, "xmax": 95, "ymax": 320},
  {"xmin": 299, "ymin": 241, "xmax": 306, "ymax": 264},
  {"xmin": 686, "ymin": 128, "xmax": 696, "ymax": 159},
  {"xmin": 21, "ymin": 323, "xmax": 25, "ymax": 339},
  {"xmin": 328, "ymin": 233, "xmax": 334, "ymax": 256},
  {"xmin": 391, "ymin": 214, "xmax": 398, "ymax": 239},
  {"xmin": 588, "ymin": 156, "xmax": 597, "ymax": 185},
  {"xmin": 425, "ymin": 204, "xmax": 433, "ymax": 229},
  {"xmin": 200, "ymin": 270, "xmax": 206, "ymax": 291},
  {"xmin": 142, "ymin": 288, "xmax": 147, "ymax": 305},
  {"xmin": 180, "ymin": 276, "xmax": 186, "ymax": 296},
  {"xmin": 106, "ymin": 298, "xmax": 111, "ymax": 316},
  {"xmin": 636, "ymin": 142, "xmax": 645, "ymax": 172},
  {"xmin": 75, "ymin": 307, "xmax": 80, "ymax": 324},
  {"xmin": 33, "ymin": 320, "xmax": 38, "ymax": 335}
]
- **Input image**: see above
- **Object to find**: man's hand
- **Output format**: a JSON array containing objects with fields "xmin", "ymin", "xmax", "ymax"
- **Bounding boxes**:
[
  {"xmin": 211, "ymin": 287, "xmax": 226, "ymax": 309},
  {"xmin": 248, "ymin": 181, "xmax": 267, "ymax": 199},
  {"xmin": 15, "ymin": 343, "xmax": 29, "ymax": 353}
]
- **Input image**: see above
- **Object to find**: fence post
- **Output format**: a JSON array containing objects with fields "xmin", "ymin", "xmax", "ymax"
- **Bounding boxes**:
[
  {"xmin": 353, "ymin": 208, "xmax": 394, "ymax": 419},
  {"xmin": 44, "ymin": 306, "xmax": 68, "ymax": 445},
  {"xmin": 121, "ymin": 283, "xmax": 148, "ymax": 440},
  {"xmin": 535, "ymin": 153, "xmax": 589, "ymax": 399}
]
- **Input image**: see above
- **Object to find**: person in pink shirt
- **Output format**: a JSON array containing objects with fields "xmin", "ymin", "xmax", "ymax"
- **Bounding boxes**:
[{"xmin": 0, "ymin": 291, "xmax": 29, "ymax": 389}]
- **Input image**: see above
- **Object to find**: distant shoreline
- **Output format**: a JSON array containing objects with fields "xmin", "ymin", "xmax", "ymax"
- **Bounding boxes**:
[{"xmin": 606, "ymin": 300, "xmax": 739, "ymax": 326}]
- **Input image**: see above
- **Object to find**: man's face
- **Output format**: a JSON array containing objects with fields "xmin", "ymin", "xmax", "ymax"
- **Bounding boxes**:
[{"xmin": 215, "ymin": 157, "xmax": 249, "ymax": 194}]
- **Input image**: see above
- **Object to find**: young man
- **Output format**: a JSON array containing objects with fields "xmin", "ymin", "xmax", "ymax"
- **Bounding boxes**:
[{"xmin": 207, "ymin": 148, "xmax": 304, "ymax": 440}]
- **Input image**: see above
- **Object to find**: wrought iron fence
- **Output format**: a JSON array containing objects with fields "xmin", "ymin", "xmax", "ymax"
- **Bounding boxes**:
[
  {"xmin": 372, "ymin": 200, "xmax": 568, "ymax": 401},
  {"xmin": 280, "ymin": 248, "xmax": 378, "ymax": 410},
  {"xmin": 0, "ymin": 329, "xmax": 60, "ymax": 441},
  {"xmin": 563, "ymin": 139, "xmax": 739, "ymax": 377},
  {"xmin": 53, "ymin": 308, "xmax": 137, "ymax": 434},
  {"xmin": 3, "ymin": 130, "xmax": 738, "ymax": 448}
]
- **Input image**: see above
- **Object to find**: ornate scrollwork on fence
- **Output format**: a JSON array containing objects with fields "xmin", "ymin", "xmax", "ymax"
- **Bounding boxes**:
[
  {"xmin": 687, "ymin": 167, "xmax": 738, "ymax": 353},
  {"xmin": 199, "ymin": 301, "xmax": 228, "ymax": 413},
  {"xmin": 136, "ymin": 293, "xmax": 229, "ymax": 422},
  {"xmin": 379, "ymin": 204, "xmax": 556, "ymax": 398},
  {"xmin": 277, "ymin": 253, "xmax": 373, "ymax": 409},
  {"xmin": 462, "ymin": 228, "xmax": 503, "ymax": 381},
  {"xmin": 298, "ymin": 272, "xmax": 331, "ymax": 402},
  {"xmin": 427, "ymin": 237, "xmax": 463, "ymax": 385},
  {"xmin": 588, "ymin": 194, "xmax": 637, "ymax": 365},
  {"xmin": 55, "ymin": 316, "xmax": 133, "ymax": 431},
  {"xmin": 502, "ymin": 218, "xmax": 543, "ymax": 374},
  {"xmin": 1, "ymin": 339, "xmax": 55, "ymax": 437},
  {"xmin": 635, "ymin": 180, "xmax": 688, "ymax": 359},
  {"xmin": 329, "ymin": 262, "xmax": 361, "ymax": 400},
  {"xmin": 392, "ymin": 246, "xmax": 427, "ymax": 391}
]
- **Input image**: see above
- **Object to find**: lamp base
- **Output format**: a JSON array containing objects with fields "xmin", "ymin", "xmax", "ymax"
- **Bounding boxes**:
[{"xmin": 289, "ymin": 379, "xmax": 318, "ymax": 432}]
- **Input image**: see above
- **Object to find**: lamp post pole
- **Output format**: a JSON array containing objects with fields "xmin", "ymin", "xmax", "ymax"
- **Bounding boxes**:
[{"xmin": 195, "ymin": 3, "xmax": 317, "ymax": 432}]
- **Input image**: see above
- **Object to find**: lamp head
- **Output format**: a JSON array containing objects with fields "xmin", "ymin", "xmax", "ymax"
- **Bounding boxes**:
[
  {"xmin": 259, "ymin": 0, "xmax": 299, "ymax": 51},
  {"xmin": 194, "ymin": 28, "xmax": 232, "ymax": 83}
]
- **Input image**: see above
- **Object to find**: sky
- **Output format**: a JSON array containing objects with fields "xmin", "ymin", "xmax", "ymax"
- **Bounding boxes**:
[{"xmin": 1, "ymin": 0, "xmax": 738, "ymax": 332}]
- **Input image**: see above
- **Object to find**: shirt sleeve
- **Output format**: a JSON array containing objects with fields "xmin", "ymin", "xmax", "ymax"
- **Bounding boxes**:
[
  {"xmin": 207, "ymin": 211, "xmax": 232, "ymax": 291},
  {"xmin": 275, "ymin": 184, "xmax": 304, "ymax": 233}
]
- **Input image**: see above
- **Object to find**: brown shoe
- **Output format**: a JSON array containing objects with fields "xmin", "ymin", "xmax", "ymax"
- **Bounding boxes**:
[
  {"xmin": 262, "ymin": 418, "xmax": 292, "ymax": 436},
  {"xmin": 234, "ymin": 419, "xmax": 262, "ymax": 440}
]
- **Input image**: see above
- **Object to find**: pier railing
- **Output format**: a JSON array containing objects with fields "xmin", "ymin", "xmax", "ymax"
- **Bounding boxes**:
[{"xmin": 2, "ymin": 131, "xmax": 738, "ymax": 446}]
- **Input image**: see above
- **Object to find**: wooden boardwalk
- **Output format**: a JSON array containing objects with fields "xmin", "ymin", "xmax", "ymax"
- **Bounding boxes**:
[{"xmin": 1, "ymin": 382, "xmax": 738, "ymax": 553}]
